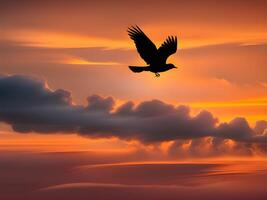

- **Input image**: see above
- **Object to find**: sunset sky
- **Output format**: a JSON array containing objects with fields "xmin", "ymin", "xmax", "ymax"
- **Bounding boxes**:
[
  {"xmin": 2, "ymin": 1, "xmax": 267, "ymax": 199},
  {"xmin": 0, "ymin": 0, "xmax": 267, "ymax": 155},
  {"xmin": 0, "ymin": 0, "xmax": 267, "ymax": 156}
]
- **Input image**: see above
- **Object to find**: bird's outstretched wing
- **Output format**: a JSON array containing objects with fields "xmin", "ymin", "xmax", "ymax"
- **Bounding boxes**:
[
  {"xmin": 158, "ymin": 36, "xmax": 177, "ymax": 63},
  {"xmin": 128, "ymin": 26, "xmax": 158, "ymax": 65}
]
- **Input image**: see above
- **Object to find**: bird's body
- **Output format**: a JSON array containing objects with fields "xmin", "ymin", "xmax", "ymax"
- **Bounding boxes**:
[
  {"xmin": 127, "ymin": 26, "xmax": 178, "ymax": 77},
  {"xmin": 129, "ymin": 64, "xmax": 175, "ymax": 77}
]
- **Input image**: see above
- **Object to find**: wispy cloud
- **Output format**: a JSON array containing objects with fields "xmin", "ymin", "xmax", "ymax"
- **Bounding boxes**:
[{"xmin": 63, "ymin": 57, "xmax": 119, "ymax": 66}]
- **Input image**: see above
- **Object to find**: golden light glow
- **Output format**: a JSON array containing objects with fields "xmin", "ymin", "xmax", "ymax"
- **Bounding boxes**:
[
  {"xmin": 2, "ymin": 28, "xmax": 267, "ymax": 50},
  {"xmin": 0, "ymin": 130, "xmax": 130, "ymax": 152},
  {"xmin": 64, "ymin": 57, "xmax": 119, "ymax": 66},
  {"xmin": 0, "ymin": 29, "xmax": 129, "ymax": 49},
  {"xmin": 187, "ymin": 97, "xmax": 267, "ymax": 108}
]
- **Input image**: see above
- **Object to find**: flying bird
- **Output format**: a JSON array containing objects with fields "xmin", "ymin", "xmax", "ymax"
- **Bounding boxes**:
[{"xmin": 128, "ymin": 25, "xmax": 178, "ymax": 77}]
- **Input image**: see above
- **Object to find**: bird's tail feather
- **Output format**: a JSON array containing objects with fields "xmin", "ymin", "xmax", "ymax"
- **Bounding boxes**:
[{"xmin": 129, "ymin": 66, "xmax": 148, "ymax": 73}]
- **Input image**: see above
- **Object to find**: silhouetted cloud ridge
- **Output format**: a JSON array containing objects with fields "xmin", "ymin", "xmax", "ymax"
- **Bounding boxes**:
[{"xmin": 0, "ymin": 75, "xmax": 266, "ymax": 144}]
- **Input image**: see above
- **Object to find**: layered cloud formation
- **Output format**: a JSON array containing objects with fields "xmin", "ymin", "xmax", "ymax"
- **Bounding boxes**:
[{"xmin": 0, "ymin": 75, "xmax": 266, "ymax": 146}]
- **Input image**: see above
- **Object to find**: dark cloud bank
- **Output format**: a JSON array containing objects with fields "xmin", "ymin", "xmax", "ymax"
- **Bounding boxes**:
[{"xmin": 0, "ymin": 75, "xmax": 267, "ymax": 147}]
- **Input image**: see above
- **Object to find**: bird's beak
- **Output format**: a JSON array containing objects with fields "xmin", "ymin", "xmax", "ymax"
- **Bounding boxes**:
[{"xmin": 174, "ymin": 66, "xmax": 178, "ymax": 69}]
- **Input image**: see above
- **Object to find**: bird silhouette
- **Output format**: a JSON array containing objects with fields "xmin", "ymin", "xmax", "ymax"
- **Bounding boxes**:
[{"xmin": 128, "ymin": 25, "xmax": 178, "ymax": 77}]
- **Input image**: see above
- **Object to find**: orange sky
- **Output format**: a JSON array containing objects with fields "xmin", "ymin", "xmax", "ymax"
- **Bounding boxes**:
[{"xmin": 0, "ymin": 0, "xmax": 267, "ymax": 155}]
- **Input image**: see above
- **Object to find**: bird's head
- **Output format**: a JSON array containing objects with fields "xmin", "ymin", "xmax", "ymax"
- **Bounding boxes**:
[{"xmin": 167, "ymin": 63, "xmax": 177, "ymax": 69}]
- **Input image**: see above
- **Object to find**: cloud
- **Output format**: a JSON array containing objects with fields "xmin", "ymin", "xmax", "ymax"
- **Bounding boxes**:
[
  {"xmin": 0, "ymin": 75, "xmax": 266, "ymax": 145},
  {"xmin": 0, "ymin": 41, "xmax": 132, "ymax": 66},
  {"xmin": 168, "ymin": 137, "xmax": 256, "ymax": 158}
]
